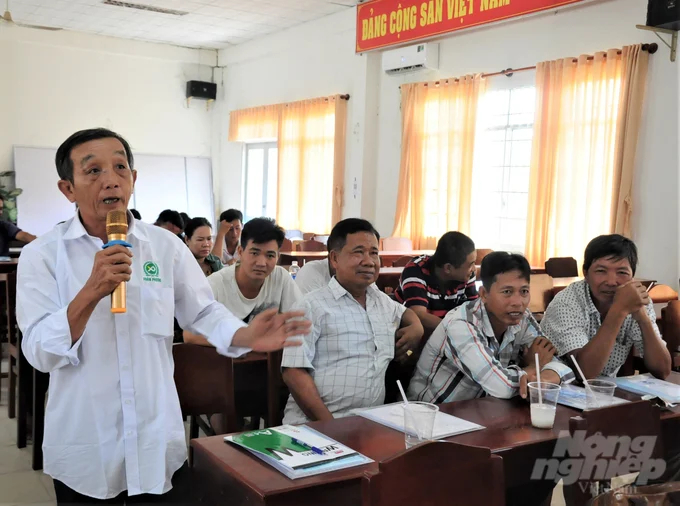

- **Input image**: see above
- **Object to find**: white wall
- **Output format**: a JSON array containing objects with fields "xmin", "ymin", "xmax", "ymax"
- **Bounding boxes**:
[
  {"xmin": 215, "ymin": 0, "xmax": 678, "ymax": 286},
  {"xmin": 215, "ymin": 8, "xmax": 371, "ymax": 220},
  {"xmin": 0, "ymin": 25, "xmax": 217, "ymax": 221}
]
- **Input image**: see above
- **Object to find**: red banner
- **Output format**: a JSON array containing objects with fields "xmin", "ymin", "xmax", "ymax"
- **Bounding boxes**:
[{"xmin": 356, "ymin": 0, "xmax": 586, "ymax": 53}]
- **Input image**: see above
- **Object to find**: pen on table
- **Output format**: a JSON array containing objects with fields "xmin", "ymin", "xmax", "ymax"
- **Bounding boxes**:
[{"xmin": 292, "ymin": 438, "xmax": 325, "ymax": 455}]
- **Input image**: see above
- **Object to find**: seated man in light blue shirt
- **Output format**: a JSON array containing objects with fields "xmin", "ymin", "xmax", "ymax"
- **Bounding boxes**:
[
  {"xmin": 281, "ymin": 218, "xmax": 424, "ymax": 424},
  {"xmin": 16, "ymin": 128, "xmax": 309, "ymax": 504}
]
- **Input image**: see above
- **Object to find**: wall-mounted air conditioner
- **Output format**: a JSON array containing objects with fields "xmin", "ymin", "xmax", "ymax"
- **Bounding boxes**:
[{"xmin": 382, "ymin": 43, "xmax": 439, "ymax": 75}]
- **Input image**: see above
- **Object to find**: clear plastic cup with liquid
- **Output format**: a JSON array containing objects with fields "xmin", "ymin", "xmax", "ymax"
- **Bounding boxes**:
[
  {"xmin": 584, "ymin": 379, "xmax": 617, "ymax": 410},
  {"xmin": 403, "ymin": 402, "xmax": 438, "ymax": 449},
  {"xmin": 528, "ymin": 382, "xmax": 561, "ymax": 429}
]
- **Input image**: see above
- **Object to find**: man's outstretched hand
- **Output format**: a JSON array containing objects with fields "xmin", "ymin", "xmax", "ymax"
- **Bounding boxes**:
[{"xmin": 232, "ymin": 308, "xmax": 311, "ymax": 352}]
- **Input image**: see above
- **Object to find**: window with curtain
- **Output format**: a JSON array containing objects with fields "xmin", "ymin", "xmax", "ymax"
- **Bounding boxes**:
[
  {"xmin": 525, "ymin": 46, "xmax": 647, "ymax": 267},
  {"xmin": 470, "ymin": 83, "xmax": 536, "ymax": 253},
  {"xmin": 229, "ymin": 95, "xmax": 347, "ymax": 234},
  {"xmin": 392, "ymin": 76, "xmax": 486, "ymax": 249},
  {"xmin": 277, "ymin": 100, "xmax": 338, "ymax": 234},
  {"xmin": 396, "ymin": 46, "xmax": 646, "ymax": 261}
]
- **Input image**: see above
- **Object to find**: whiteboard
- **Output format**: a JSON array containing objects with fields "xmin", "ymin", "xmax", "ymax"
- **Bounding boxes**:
[
  {"xmin": 14, "ymin": 146, "xmax": 76, "ymax": 236},
  {"xmin": 133, "ymin": 154, "xmax": 188, "ymax": 224},
  {"xmin": 13, "ymin": 146, "xmax": 214, "ymax": 236},
  {"xmin": 186, "ymin": 157, "xmax": 215, "ymax": 225}
]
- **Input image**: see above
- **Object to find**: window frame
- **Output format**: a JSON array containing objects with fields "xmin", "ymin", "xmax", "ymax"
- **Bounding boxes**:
[{"xmin": 242, "ymin": 141, "xmax": 278, "ymax": 222}]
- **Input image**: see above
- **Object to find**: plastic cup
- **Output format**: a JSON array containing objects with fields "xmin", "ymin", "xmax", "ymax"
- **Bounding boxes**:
[
  {"xmin": 528, "ymin": 382, "xmax": 561, "ymax": 429},
  {"xmin": 584, "ymin": 379, "xmax": 617, "ymax": 410},
  {"xmin": 403, "ymin": 402, "xmax": 438, "ymax": 449}
]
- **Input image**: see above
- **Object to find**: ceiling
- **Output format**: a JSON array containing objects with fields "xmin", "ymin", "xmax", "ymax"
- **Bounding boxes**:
[{"xmin": 3, "ymin": 0, "xmax": 357, "ymax": 49}]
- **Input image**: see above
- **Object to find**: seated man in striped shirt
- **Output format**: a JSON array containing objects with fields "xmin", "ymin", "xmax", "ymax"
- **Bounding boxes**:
[
  {"xmin": 408, "ymin": 252, "xmax": 573, "ymax": 404},
  {"xmin": 395, "ymin": 232, "xmax": 478, "ymax": 337},
  {"xmin": 281, "ymin": 218, "xmax": 424, "ymax": 424}
]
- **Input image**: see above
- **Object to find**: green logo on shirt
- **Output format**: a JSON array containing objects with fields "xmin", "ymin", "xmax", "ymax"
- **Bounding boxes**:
[{"xmin": 143, "ymin": 261, "xmax": 161, "ymax": 283}]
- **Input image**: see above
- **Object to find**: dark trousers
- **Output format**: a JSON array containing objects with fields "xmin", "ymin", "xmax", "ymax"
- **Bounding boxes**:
[{"xmin": 54, "ymin": 462, "xmax": 191, "ymax": 505}]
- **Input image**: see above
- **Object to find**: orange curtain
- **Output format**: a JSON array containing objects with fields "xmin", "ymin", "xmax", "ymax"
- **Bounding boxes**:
[
  {"xmin": 392, "ymin": 75, "xmax": 486, "ymax": 249},
  {"xmin": 611, "ymin": 45, "xmax": 649, "ymax": 236},
  {"xmin": 228, "ymin": 105, "xmax": 280, "ymax": 141},
  {"xmin": 524, "ymin": 47, "xmax": 647, "ymax": 267},
  {"xmin": 276, "ymin": 95, "xmax": 346, "ymax": 234}
]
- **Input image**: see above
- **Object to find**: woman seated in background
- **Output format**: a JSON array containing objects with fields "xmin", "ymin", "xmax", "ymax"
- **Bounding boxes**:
[
  {"xmin": 173, "ymin": 217, "xmax": 222, "ymax": 343},
  {"xmin": 184, "ymin": 217, "xmax": 222, "ymax": 277}
]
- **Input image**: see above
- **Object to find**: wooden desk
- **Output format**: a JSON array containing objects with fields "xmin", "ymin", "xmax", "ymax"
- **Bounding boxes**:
[
  {"xmin": 376, "ymin": 267, "xmax": 403, "ymax": 292},
  {"xmin": 552, "ymin": 277, "xmax": 581, "ymax": 296},
  {"xmin": 552, "ymin": 278, "xmax": 660, "ymax": 299},
  {"xmin": 0, "ymin": 260, "xmax": 19, "ymax": 274},
  {"xmin": 278, "ymin": 251, "xmax": 436, "ymax": 267},
  {"xmin": 192, "ymin": 372, "xmax": 680, "ymax": 506},
  {"xmin": 279, "ymin": 251, "xmax": 326, "ymax": 266}
]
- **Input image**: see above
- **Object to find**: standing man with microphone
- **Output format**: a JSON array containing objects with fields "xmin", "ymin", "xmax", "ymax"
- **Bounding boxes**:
[{"xmin": 16, "ymin": 128, "xmax": 310, "ymax": 504}]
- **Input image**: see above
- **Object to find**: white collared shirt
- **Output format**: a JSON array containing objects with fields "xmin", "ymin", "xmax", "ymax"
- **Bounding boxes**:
[
  {"xmin": 281, "ymin": 278, "xmax": 406, "ymax": 425},
  {"xmin": 17, "ymin": 213, "xmax": 249, "ymax": 499},
  {"xmin": 294, "ymin": 259, "xmax": 332, "ymax": 294}
]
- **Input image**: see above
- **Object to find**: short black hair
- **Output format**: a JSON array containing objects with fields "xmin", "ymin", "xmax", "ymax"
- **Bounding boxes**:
[
  {"xmin": 220, "ymin": 209, "xmax": 243, "ymax": 223},
  {"xmin": 480, "ymin": 252, "xmax": 531, "ymax": 290},
  {"xmin": 184, "ymin": 217, "xmax": 212, "ymax": 239},
  {"xmin": 583, "ymin": 234, "xmax": 638, "ymax": 275},
  {"xmin": 55, "ymin": 128, "xmax": 134, "ymax": 183},
  {"xmin": 130, "ymin": 209, "xmax": 141, "ymax": 220},
  {"xmin": 328, "ymin": 218, "xmax": 380, "ymax": 252},
  {"xmin": 179, "ymin": 212, "xmax": 190, "ymax": 229},
  {"xmin": 240, "ymin": 218, "xmax": 285, "ymax": 249},
  {"xmin": 155, "ymin": 209, "xmax": 184, "ymax": 231},
  {"xmin": 432, "ymin": 232, "xmax": 476, "ymax": 268}
]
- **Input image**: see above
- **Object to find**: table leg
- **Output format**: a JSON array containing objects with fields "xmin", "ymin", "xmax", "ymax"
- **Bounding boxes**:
[
  {"xmin": 8, "ymin": 351, "xmax": 16, "ymax": 419},
  {"xmin": 16, "ymin": 349, "xmax": 32, "ymax": 449},
  {"xmin": 32, "ymin": 370, "xmax": 48, "ymax": 470}
]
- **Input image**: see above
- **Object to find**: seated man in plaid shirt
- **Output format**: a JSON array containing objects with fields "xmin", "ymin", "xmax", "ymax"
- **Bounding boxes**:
[
  {"xmin": 395, "ymin": 232, "xmax": 479, "ymax": 338},
  {"xmin": 408, "ymin": 252, "xmax": 573, "ymax": 506},
  {"xmin": 281, "ymin": 218, "xmax": 424, "ymax": 424},
  {"xmin": 408, "ymin": 251, "xmax": 573, "ymax": 404}
]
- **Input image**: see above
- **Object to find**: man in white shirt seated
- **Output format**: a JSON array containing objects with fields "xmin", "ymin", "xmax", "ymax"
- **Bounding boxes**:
[
  {"xmin": 184, "ymin": 217, "xmax": 303, "ymax": 431},
  {"xmin": 185, "ymin": 217, "xmax": 302, "ymax": 330},
  {"xmin": 281, "ymin": 218, "xmax": 424, "ymax": 424},
  {"xmin": 294, "ymin": 257, "xmax": 333, "ymax": 294},
  {"xmin": 17, "ymin": 128, "xmax": 309, "ymax": 505},
  {"xmin": 541, "ymin": 234, "xmax": 671, "ymax": 379},
  {"xmin": 211, "ymin": 208, "xmax": 243, "ymax": 265}
]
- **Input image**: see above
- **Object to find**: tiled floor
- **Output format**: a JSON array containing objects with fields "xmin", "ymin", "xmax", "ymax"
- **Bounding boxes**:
[{"xmin": 0, "ymin": 382, "xmax": 56, "ymax": 506}]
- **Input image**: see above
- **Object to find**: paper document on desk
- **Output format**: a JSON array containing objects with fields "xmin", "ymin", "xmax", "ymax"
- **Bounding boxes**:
[
  {"xmin": 224, "ymin": 424, "xmax": 372, "ymax": 479},
  {"xmin": 357, "ymin": 402, "xmax": 484, "ymax": 439},
  {"xmin": 614, "ymin": 374, "xmax": 680, "ymax": 404},
  {"xmin": 557, "ymin": 383, "xmax": 629, "ymax": 410}
]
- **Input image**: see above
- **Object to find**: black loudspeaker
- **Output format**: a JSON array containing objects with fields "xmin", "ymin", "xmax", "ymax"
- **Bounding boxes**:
[
  {"xmin": 186, "ymin": 80, "xmax": 217, "ymax": 100},
  {"xmin": 647, "ymin": 0, "xmax": 680, "ymax": 30}
]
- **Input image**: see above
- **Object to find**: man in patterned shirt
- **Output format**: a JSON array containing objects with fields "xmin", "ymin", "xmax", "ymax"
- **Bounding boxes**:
[
  {"xmin": 542, "ymin": 235, "xmax": 670, "ymax": 379},
  {"xmin": 408, "ymin": 252, "xmax": 573, "ymax": 404},
  {"xmin": 395, "ymin": 232, "xmax": 478, "ymax": 337},
  {"xmin": 281, "ymin": 218, "xmax": 424, "ymax": 424}
]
